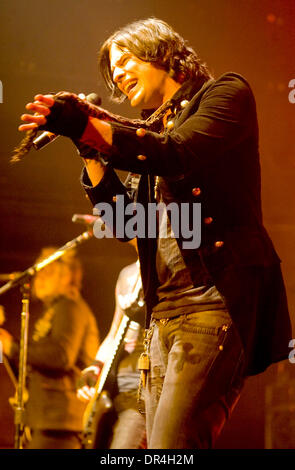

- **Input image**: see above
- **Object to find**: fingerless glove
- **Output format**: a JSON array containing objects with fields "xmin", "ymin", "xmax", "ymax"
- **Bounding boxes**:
[{"xmin": 39, "ymin": 93, "xmax": 89, "ymax": 140}]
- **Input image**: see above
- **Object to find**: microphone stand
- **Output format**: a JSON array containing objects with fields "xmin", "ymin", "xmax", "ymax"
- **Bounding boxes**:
[
  {"xmin": 0, "ymin": 228, "xmax": 94, "ymax": 448},
  {"xmin": 14, "ymin": 281, "xmax": 30, "ymax": 449}
]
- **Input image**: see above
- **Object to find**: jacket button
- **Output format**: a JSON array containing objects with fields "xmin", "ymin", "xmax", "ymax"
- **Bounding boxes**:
[
  {"xmin": 166, "ymin": 120, "xmax": 174, "ymax": 130},
  {"xmin": 136, "ymin": 128, "xmax": 146, "ymax": 137},
  {"xmin": 204, "ymin": 217, "xmax": 213, "ymax": 224},
  {"xmin": 180, "ymin": 99, "xmax": 189, "ymax": 108},
  {"xmin": 192, "ymin": 187, "xmax": 201, "ymax": 197},
  {"xmin": 137, "ymin": 154, "xmax": 147, "ymax": 161},
  {"xmin": 112, "ymin": 196, "xmax": 117, "ymax": 202},
  {"xmin": 215, "ymin": 241, "xmax": 224, "ymax": 248}
]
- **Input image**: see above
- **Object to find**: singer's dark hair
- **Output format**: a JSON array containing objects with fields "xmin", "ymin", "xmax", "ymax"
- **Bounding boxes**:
[{"xmin": 98, "ymin": 17, "xmax": 212, "ymax": 103}]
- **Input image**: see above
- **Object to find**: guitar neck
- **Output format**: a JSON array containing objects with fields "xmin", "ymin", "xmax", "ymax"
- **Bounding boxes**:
[{"xmin": 93, "ymin": 315, "xmax": 130, "ymax": 397}]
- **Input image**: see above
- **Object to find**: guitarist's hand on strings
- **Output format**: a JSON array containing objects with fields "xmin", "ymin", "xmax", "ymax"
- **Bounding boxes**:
[{"xmin": 76, "ymin": 360, "xmax": 103, "ymax": 403}]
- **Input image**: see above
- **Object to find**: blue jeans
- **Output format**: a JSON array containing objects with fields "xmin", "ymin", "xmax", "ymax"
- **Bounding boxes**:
[{"xmin": 144, "ymin": 309, "xmax": 245, "ymax": 449}]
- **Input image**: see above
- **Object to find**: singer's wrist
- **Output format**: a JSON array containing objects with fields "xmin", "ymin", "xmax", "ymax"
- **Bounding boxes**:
[{"xmin": 80, "ymin": 117, "xmax": 113, "ymax": 153}]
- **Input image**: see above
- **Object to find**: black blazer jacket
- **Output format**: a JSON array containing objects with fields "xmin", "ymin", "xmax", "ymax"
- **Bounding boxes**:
[{"xmin": 82, "ymin": 72, "xmax": 292, "ymax": 376}]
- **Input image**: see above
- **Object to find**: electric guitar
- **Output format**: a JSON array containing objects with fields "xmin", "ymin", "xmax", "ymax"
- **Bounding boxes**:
[{"xmin": 82, "ymin": 314, "xmax": 131, "ymax": 449}]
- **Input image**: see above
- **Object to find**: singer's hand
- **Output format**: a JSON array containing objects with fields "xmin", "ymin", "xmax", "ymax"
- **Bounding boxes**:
[
  {"xmin": 18, "ymin": 91, "xmax": 112, "ymax": 155},
  {"xmin": 19, "ymin": 94, "xmax": 55, "ymax": 131}
]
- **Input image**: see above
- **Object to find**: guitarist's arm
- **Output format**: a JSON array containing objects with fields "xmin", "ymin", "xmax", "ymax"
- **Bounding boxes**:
[{"xmin": 1, "ymin": 298, "xmax": 97, "ymax": 372}]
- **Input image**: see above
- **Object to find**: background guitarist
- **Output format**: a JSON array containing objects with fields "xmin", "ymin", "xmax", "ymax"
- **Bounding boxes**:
[
  {"xmin": 77, "ymin": 240, "xmax": 146, "ymax": 449},
  {"xmin": 0, "ymin": 247, "xmax": 99, "ymax": 449}
]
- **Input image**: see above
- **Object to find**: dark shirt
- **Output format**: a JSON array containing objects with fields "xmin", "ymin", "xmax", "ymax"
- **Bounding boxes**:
[{"xmin": 153, "ymin": 180, "xmax": 225, "ymax": 318}]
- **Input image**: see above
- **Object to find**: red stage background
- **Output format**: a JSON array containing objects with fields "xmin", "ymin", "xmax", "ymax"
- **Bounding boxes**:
[{"xmin": 0, "ymin": 0, "xmax": 294, "ymax": 449}]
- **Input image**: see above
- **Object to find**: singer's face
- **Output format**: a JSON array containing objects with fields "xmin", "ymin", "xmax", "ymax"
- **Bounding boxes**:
[{"xmin": 109, "ymin": 43, "xmax": 177, "ymax": 109}]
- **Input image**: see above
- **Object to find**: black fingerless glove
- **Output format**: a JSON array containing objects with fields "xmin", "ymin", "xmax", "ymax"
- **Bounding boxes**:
[{"xmin": 39, "ymin": 93, "xmax": 89, "ymax": 140}]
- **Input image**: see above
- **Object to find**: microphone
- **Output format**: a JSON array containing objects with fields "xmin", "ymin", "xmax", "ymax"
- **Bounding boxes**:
[
  {"xmin": 32, "ymin": 93, "xmax": 102, "ymax": 150},
  {"xmin": 72, "ymin": 214, "xmax": 100, "ymax": 226},
  {"xmin": 32, "ymin": 131, "xmax": 58, "ymax": 149},
  {"xmin": 72, "ymin": 213, "xmax": 113, "ymax": 239}
]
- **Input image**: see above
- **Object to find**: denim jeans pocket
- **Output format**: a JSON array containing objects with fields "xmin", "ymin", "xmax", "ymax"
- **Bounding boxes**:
[{"xmin": 180, "ymin": 310, "xmax": 232, "ymax": 358}]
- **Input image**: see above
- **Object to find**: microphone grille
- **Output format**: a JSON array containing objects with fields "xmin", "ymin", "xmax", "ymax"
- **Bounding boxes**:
[{"xmin": 86, "ymin": 93, "xmax": 102, "ymax": 106}]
